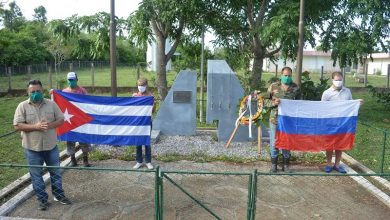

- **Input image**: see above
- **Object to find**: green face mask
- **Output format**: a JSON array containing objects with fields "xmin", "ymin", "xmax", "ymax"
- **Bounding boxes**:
[
  {"xmin": 68, "ymin": 80, "xmax": 78, "ymax": 88},
  {"xmin": 281, "ymin": 75, "xmax": 293, "ymax": 85},
  {"xmin": 30, "ymin": 91, "xmax": 43, "ymax": 103}
]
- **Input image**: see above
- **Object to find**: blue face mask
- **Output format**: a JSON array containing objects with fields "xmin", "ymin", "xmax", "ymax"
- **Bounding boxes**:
[
  {"xmin": 281, "ymin": 75, "xmax": 293, "ymax": 85},
  {"xmin": 30, "ymin": 91, "xmax": 43, "ymax": 103}
]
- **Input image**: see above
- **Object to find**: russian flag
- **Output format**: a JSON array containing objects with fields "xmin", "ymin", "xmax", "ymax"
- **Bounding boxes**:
[
  {"xmin": 275, "ymin": 99, "xmax": 360, "ymax": 152},
  {"xmin": 52, "ymin": 90, "xmax": 153, "ymax": 146}
]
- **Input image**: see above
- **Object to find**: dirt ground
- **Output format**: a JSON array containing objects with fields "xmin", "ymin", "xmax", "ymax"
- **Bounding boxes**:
[{"xmin": 6, "ymin": 160, "xmax": 390, "ymax": 220}]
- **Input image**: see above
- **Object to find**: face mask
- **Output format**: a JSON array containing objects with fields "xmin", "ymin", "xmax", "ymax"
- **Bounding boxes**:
[
  {"xmin": 281, "ymin": 75, "xmax": 293, "ymax": 85},
  {"xmin": 30, "ymin": 91, "xmax": 43, "ymax": 103},
  {"xmin": 68, "ymin": 80, "xmax": 78, "ymax": 88},
  {"xmin": 333, "ymin": 80, "xmax": 343, "ymax": 88},
  {"xmin": 138, "ymin": 86, "xmax": 146, "ymax": 93}
]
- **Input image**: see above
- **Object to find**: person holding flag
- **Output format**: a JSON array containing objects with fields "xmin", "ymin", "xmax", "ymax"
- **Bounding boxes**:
[
  {"xmin": 132, "ymin": 77, "xmax": 155, "ymax": 169},
  {"xmin": 62, "ymin": 72, "xmax": 91, "ymax": 167},
  {"xmin": 265, "ymin": 67, "xmax": 301, "ymax": 173},
  {"xmin": 321, "ymin": 71, "xmax": 363, "ymax": 173}
]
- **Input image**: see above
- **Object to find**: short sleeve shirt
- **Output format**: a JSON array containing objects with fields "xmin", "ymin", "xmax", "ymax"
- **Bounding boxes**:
[
  {"xmin": 321, "ymin": 86, "xmax": 352, "ymax": 101},
  {"xmin": 13, "ymin": 99, "xmax": 64, "ymax": 151}
]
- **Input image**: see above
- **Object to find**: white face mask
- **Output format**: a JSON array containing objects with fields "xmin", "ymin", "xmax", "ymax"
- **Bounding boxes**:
[
  {"xmin": 138, "ymin": 86, "xmax": 146, "ymax": 93},
  {"xmin": 332, "ymin": 80, "xmax": 343, "ymax": 88}
]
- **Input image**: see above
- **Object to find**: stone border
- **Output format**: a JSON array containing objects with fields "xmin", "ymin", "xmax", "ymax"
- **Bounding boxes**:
[
  {"xmin": 0, "ymin": 150, "xmax": 79, "ymax": 217},
  {"xmin": 342, "ymin": 153, "xmax": 390, "ymax": 208}
]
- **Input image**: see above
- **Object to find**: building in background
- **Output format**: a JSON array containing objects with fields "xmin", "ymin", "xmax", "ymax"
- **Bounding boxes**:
[
  {"xmin": 263, "ymin": 51, "xmax": 390, "ymax": 76},
  {"xmin": 146, "ymin": 40, "xmax": 172, "ymax": 72}
]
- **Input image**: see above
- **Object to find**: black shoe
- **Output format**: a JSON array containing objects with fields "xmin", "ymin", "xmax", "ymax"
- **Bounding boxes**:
[
  {"xmin": 54, "ymin": 196, "xmax": 72, "ymax": 205},
  {"xmin": 70, "ymin": 155, "xmax": 78, "ymax": 167},
  {"xmin": 282, "ymin": 157, "xmax": 292, "ymax": 173},
  {"xmin": 38, "ymin": 201, "xmax": 49, "ymax": 211},
  {"xmin": 270, "ymin": 157, "xmax": 278, "ymax": 173}
]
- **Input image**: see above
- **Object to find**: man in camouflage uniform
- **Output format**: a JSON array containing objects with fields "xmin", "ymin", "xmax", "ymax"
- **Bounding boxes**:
[{"xmin": 265, "ymin": 67, "xmax": 301, "ymax": 172}]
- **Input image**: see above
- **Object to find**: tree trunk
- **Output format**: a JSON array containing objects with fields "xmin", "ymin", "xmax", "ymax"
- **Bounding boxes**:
[
  {"xmin": 251, "ymin": 54, "xmax": 264, "ymax": 89},
  {"xmin": 156, "ymin": 36, "xmax": 168, "ymax": 100}
]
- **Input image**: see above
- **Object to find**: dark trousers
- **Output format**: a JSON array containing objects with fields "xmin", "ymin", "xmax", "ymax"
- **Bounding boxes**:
[{"xmin": 136, "ymin": 145, "xmax": 151, "ymax": 163}]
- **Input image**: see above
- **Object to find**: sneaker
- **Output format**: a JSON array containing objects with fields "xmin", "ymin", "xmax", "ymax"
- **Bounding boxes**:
[
  {"xmin": 333, "ymin": 165, "xmax": 347, "ymax": 174},
  {"xmin": 146, "ymin": 163, "xmax": 153, "ymax": 170},
  {"xmin": 324, "ymin": 165, "xmax": 333, "ymax": 173},
  {"xmin": 133, "ymin": 162, "xmax": 143, "ymax": 169},
  {"xmin": 38, "ymin": 201, "xmax": 49, "ymax": 211},
  {"xmin": 54, "ymin": 196, "xmax": 72, "ymax": 205}
]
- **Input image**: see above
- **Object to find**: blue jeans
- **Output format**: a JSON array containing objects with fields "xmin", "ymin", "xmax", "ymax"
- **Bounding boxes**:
[
  {"xmin": 269, "ymin": 121, "xmax": 290, "ymax": 159},
  {"xmin": 25, "ymin": 146, "xmax": 65, "ymax": 203},
  {"xmin": 136, "ymin": 145, "xmax": 151, "ymax": 163}
]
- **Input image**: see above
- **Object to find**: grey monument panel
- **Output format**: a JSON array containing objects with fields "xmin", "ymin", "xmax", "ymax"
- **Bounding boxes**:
[
  {"xmin": 153, "ymin": 70, "xmax": 197, "ymax": 135},
  {"xmin": 206, "ymin": 60, "xmax": 268, "ymax": 142}
]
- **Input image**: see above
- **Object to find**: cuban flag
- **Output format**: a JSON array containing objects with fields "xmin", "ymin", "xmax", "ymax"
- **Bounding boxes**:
[
  {"xmin": 52, "ymin": 90, "xmax": 153, "ymax": 146},
  {"xmin": 275, "ymin": 99, "xmax": 360, "ymax": 151}
]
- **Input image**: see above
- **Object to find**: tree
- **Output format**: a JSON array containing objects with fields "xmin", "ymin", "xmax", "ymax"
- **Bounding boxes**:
[
  {"xmin": 48, "ymin": 13, "xmax": 127, "ymax": 60},
  {"xmin": 129, "ymin": 0, "xmax": 204, "ymax": 99},
  {"xmin": 0, "ymin": 1, "xmax": 25, "ymax": 31},
  {"xmin": 0, "ymin": 22, "xmax": 51, "ymax": 66},
  {"xmin": 319, "ymin": 0, "xmax": 390, "ymax": 67},
  {"xmin": 173, "ymin": 35, "xmax": 212, "ymax": 71},
  {"xmin": 204, "ymin": 0, "xmax": 338, "ymax": 89},
  {"xmin": 33, "ymin": 5, "xmax": 47, "ymax": 23}
]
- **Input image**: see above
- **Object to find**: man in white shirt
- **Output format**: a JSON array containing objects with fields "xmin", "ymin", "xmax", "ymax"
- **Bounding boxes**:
[{"xmin": 321, "ymin": 71, "xmax": 363, "ymax": 173}]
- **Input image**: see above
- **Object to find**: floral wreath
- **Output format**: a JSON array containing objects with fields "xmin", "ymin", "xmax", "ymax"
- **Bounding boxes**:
[{"xmin": 237, "ymin": 90, "xmax": 265, "ymax": 126}]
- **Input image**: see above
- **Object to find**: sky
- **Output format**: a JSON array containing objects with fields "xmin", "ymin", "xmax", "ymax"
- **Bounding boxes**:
[{"xmin": 10, "ymin": 0, "xmax": 142, "ymax": 20}]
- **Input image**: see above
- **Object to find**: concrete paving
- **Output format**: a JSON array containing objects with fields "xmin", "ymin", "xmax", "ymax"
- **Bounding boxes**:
[{"xmin": 5, "ymin": 160, "xmax": 390, "ymax": 220}]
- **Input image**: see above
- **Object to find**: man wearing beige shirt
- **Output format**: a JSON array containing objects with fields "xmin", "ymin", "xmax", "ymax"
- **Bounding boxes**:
[{"xmin": 13, "ymin": 80, "xmax": 71, "ymax": 211}]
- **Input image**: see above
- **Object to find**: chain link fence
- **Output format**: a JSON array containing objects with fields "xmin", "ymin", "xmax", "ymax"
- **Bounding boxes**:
[
  {"xmin": 349, "ymin": 122, "xmax": 390, "ymax": 174},
  {"xmin": 0, "ymin": 61, "xmax": 151, "ymax": 92}
]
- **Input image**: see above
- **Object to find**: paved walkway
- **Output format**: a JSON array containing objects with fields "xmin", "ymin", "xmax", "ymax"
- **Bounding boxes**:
[{"xmin": 6, "ymin": 160, "xmax": 390, "ymax": 219}]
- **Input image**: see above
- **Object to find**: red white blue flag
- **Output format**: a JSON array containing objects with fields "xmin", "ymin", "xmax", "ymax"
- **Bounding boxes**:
[
  {"xmin": 276, "ymin": 99, "xmax": 360, "ymax": 152},
  {"xmin": 53, "ymin": 90, "xmax": 153, "ymax": 146}
]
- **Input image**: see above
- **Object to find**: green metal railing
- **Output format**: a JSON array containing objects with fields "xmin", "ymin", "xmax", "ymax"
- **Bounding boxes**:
[
  {"xmin": 1, "ymin": 164, "xmax": 390, "ymax": 219},
  {"xmin": 350, "ymin": 122, "xmax": 389, "ymax": 174}
]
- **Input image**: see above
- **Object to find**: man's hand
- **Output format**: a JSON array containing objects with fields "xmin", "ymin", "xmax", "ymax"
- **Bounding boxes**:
[
  {"xmin": 358, "ymin": 99, "xmax": 364, "ymax": 106},
  {"xmin": 36, "ymin": 121, "xmax": 48, "ymax": 131},
  {"xmin": 272, "ymin": 98, "xmax": 280, "ymax": 106}
]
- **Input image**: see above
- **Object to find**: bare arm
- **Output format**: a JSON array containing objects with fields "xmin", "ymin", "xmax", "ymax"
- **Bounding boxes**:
[
  {"xmin": 48, "ymin": 119, "xmax": 64, "ymax": 129},
  {"xmin": 14, "ymin": 122, "xmax": 47, "ymax": 132},
  {"xmin": 14, "ymin": 119, "xmax": 63, "ymax": 131}
]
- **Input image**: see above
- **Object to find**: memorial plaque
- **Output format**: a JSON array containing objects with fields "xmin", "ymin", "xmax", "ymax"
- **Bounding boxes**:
[{"xmin": 173, "ymin": 91, "xmax": 191, "ymax": 103}]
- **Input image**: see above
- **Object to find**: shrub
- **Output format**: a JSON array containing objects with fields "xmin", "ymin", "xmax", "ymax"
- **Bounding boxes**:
[
  {"xmin": 368, "ymin": 85, "xmax": 390, "ymax": 110},
  {"xmin": 300, "ymin": 71, "xmax": 329, "ymax": 100},
  {"xmin": 374, "ymin": 69, "xmax": 382, "ymax": 76}
]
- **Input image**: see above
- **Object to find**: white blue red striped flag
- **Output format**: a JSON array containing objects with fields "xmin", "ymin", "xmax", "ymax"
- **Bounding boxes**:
[
  {"xmin": 276, "ymin": 99, "xmax": 360, "ymax": 151},
  {"xmin": 53, "ymin": 90, "xmax": 153, "ymax": 146}
]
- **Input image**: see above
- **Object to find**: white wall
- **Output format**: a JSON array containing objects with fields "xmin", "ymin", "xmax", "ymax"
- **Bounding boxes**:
[
  {"xmin": 367, "ymin": 58, "xmax": 390, "ymax": 75},
  {"xmin": 146, "ymin": 40, "xmax": 172, "ymax": 72},
  {"xmin": 266, "ymin": 56, "xmax": 341, "ymax": 73}
]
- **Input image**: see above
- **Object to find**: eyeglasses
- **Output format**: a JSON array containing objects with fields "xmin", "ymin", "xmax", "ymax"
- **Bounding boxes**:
[{"xmin": 30, "ymin": 90, "xmax": 42, "ymax": 93}]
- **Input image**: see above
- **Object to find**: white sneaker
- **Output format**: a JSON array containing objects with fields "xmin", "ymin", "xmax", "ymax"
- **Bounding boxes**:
[
  {"xmin": 133, "ymin": 162, "xmax": 143, "ymax": 169},
  {"xmin": 146, "ymin": 163, "xmax": 153, "ymax": 170}
]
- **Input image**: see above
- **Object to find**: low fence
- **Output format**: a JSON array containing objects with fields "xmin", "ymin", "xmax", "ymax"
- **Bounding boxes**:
[
  {"xmin": 0, "ymin": 61, "xmax": 151, "ymax": 92},
  {"xmin": 0, "ymin": 164, "xmax": 390, "ymax": 219},
  {"xmin": 349, "ymin": 122, "xmax": 389, "ymax": 174}
]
